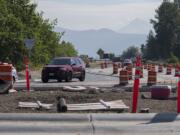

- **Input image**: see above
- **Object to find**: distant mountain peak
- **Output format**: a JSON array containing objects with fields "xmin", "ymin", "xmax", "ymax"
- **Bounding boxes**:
[{"xmin": 119, "ymin": 18, "xmax": 152, "ymax": 34}]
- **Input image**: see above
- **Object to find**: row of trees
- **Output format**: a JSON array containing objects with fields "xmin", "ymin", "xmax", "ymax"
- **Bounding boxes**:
[
  {"xmin": 142, "ymin": 2, "xmax": 180, "ymax": 61},
  {"xmin": 0, "ymin": 0, "xmax": 77, "ymax": 69}
]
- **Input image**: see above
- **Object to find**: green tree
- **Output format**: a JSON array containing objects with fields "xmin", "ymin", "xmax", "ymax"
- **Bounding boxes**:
[
  {"xmin": 97, "ymin": 48, "xmax": 104, "ymax": 59},
  {"xmin": 109, "ymin": 53, "xmax": 115, "ymax": 60},
  {"xmin": 0, "ymin": 0, "xmax": 78, "ymax": 69},
  {"xmin": 56, "ymin": 41, "xmax": 78, "ymax": 57},
  {"xmin": 167, "ymin": 52, "xmax": 179, "ymax": 64},
  {"xmin": 144, "ymin": 31, "xmax": 159, "ymax": 60},
  {"xmin": 121, "ymin": 46, "xmax": 139, "ymax": 59},
  {"xmin": 150, "ymin": 2, "xmax": 179, "ymax": 59}
]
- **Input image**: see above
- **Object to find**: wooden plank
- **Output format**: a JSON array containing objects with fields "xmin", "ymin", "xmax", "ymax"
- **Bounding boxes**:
[
  {"xmin": 68, "ymin": 105, "xmax": 129, "ymax": 108},
  {"xmin": 67, "ymin": 100, "xmax": 129, "ymax": 111},
  {"xmin": 68, "ymin": 100, "xmax": 124, "ymax": 106},
  {"xmin": 18, "ymin": 102, "xmax": 53, "ymax": 110},
  {"xmin": 99, "ymin": 99, "xmax": 111, "ymax": 109}
]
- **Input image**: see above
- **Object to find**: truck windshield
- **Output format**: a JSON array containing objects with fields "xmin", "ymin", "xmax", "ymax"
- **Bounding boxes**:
[{"xmin": 49, "ymin": 59, "xmax": 71, "ymax": 65}]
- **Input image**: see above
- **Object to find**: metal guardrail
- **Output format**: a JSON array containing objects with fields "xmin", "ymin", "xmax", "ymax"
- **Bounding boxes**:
[{"xmin": 0, "ymin": 113, "xmax": 180, "ymax": 135}]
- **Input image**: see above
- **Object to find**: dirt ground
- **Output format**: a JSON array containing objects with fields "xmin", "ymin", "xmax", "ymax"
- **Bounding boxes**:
[{"xmin": 0, "ymin": 88, "xmax": 177, "ymax": 113}]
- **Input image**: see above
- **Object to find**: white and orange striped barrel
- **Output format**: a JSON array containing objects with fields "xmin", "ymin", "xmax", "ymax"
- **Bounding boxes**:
[
  {"xmin": 119, "ymin": 69, "xmax": 129, "ymax": 85},
  {"xmin": 126, "ymin": 65, "xmax": 133, "ymax": 80},
  {"xmin": 113, "ymin": 63, "xmax": 118, "ymax": 74},
  {"xmin": 147, "ymin": 70, "xmax": 157, "ymax": 86},
  {"xmin": 158, "ymin": 64, "xmax": 163, "ymax": 73}
]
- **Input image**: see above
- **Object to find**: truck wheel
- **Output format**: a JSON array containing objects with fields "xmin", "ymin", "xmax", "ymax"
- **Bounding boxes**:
[
  {"xmin": 79, "ymin": 71, "xmax": 85, "ymax": 82},
  {"xmin": 57, "ymin": 78, "xmax": 62, "ymax": 82},
  {"xmin": 41, "ymin": 73, "xmax": 49, "ymax": 83}
]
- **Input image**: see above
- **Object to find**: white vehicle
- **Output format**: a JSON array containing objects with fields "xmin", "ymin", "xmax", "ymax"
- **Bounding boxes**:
[
  {"xmin": 12, "ymin": 67, "xmax": 18, "ymax": 83},
  {"xmin": 123, "ymin": 59, "xmax": 132, "ymax": 67}
]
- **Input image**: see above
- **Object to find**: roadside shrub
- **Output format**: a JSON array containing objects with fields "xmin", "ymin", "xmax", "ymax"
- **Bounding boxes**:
[{"xmin": 166, "ymin": 53, "xmax": 179, "ymax": 65}]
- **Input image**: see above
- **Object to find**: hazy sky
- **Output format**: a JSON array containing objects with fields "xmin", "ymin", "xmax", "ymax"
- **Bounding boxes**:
[{"xmin": 36, "ymin": 0, "xmax": 164, "ymax": 31}]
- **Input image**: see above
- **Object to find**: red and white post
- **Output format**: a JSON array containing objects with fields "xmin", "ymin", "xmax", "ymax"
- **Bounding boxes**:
[
  {"xmin": 24, "ymin": 57, "xmax": 30, "ymax": 92},
  {"xmin": 132, "ymin": 55, "xmax": 141, "ymax": 113}
]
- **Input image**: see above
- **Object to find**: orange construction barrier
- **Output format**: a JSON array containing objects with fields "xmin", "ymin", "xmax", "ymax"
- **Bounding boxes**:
[
  {"xmin": 118, "ymin": 63, "xmax": 121, "ymax": 68},
  {"xmin": 126, "ymin": 65, "xmax": 132, "ymax": 80},
  {"xmin": 100, "ymin": 63, "xmax": 104, "ymax": 69},
  {"xmin": 140, "ymin": 66, "xmax": 143, "ymax": 78},
  {"xmin": 158, "ymin": 64, "xmax": 163, "ymax": 73},
  {"xmin": 174, "ymin": 65, "xmax": 180, "ymax": 77},
  {"xmin": 119, "ymin": 70, "xmax": 129, "ymax": 85},
  {"xmin": 166, "ymin": 64, "xmax": 172, "ymax": 75},
  {"xmin": 147, "ymin": 64, "xmax": 152, "ymax": 71},
  {"xmin": 147, "ymin": 71, "xmax": 157, "ymax": 86},
  {"xmin": 104, "ymin": 62, "xmax": 107, "ymax": 68},
  {"xmin": 144, "ymin": 64, "xmax": 147, "ymax": 69},
  {"xmin": 0, "ymin": 64, "xmax": 12, "ymax": 83},
  {"xmin": 113, "ymin": 63, "xmax": 118, "ymax": 74},
  {"xmin": 151, "ymin": 64, "xmax": 156, "ymax": 72},
  {"xmin": 0, "ymin": 63, "xmax": 13, "ymax": 93}
]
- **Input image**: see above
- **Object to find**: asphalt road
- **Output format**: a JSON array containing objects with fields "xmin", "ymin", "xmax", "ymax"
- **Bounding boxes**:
[
  {"xmin": 14, "ymin": 72, "xmax": 119, "ymax": 90},
  {"xmin": 14, "ymin": 66, "xmax": 179, "ymax": 90}
]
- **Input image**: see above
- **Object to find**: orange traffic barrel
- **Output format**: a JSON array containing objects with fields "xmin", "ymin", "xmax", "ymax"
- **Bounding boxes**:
[
  {"xmin": 175, "ymin": 67, "xmax": 179, "ymax": 77},
  {"xmin": 166, "ymin": 64, "xmax": 172, "ymax": 75},
  {"xmin": 126, "ymin": 65, "xmax": 132, "ymax": 80},
  {"xmin": 119, "ymin": 70, "xmax": 129, "ymax": 86},
  {"xmin": 113, "ymin": 63, "xmax": 118, "ymax": 74},
  {"xmin": 147, "ymin": 70, "xmax": 157, "ymax": 86},
  {"xmin": 158, "ymin": 64, "xmax": 163, "ymax": 73},
  {"xmin": 151, "ymin": 64, "xmax": 156, "ymax": 72},
  {"xmin": 118, "ymin": 63, "xmax": 121, "ymax": 68},
  {"xmin": 147, "ymin": 64, "xmax": 152, "ymax": 71},
  {"xmin": 0, "ymin": 64, "xmax": 13, "ymax": 93},
  {"xmin": 100, "ymin": 63, "xmax": 104, "ymax": 69},
  {"xmin": 104, "ymin": 62, "xmax": 107, "ymax": 68},
  {"xmin": 144, "ymin": 64, "xmax": 147, "ymax": 69},
  {"xmin": 140, "ymin": 66, "xmax": 143, "ymax": 78}
]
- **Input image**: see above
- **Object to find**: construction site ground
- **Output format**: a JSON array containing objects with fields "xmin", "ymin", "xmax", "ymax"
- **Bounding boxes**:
[{"xmin": 0, "ymin": 88, "xmax": 177, "ymax": 113}]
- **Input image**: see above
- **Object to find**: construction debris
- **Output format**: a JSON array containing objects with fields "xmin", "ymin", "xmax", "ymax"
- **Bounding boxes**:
[
  {"xmin": 140, "ymin": 108, "xmax": 150, "ymax": 113},
  {"xmin": 62, "ymin": 86, "xmax": 86, "ymax": 92},
  {"xmin": 57, "ymin": 98, "xmax": 67, "ymax": 112},
  {"xmin": 9, "ymin": 89, "xmax": 17, "ymax": 93},
  {"xmin": 18, "ymin": 101, "xmax": 53, "ymax": 110}
]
